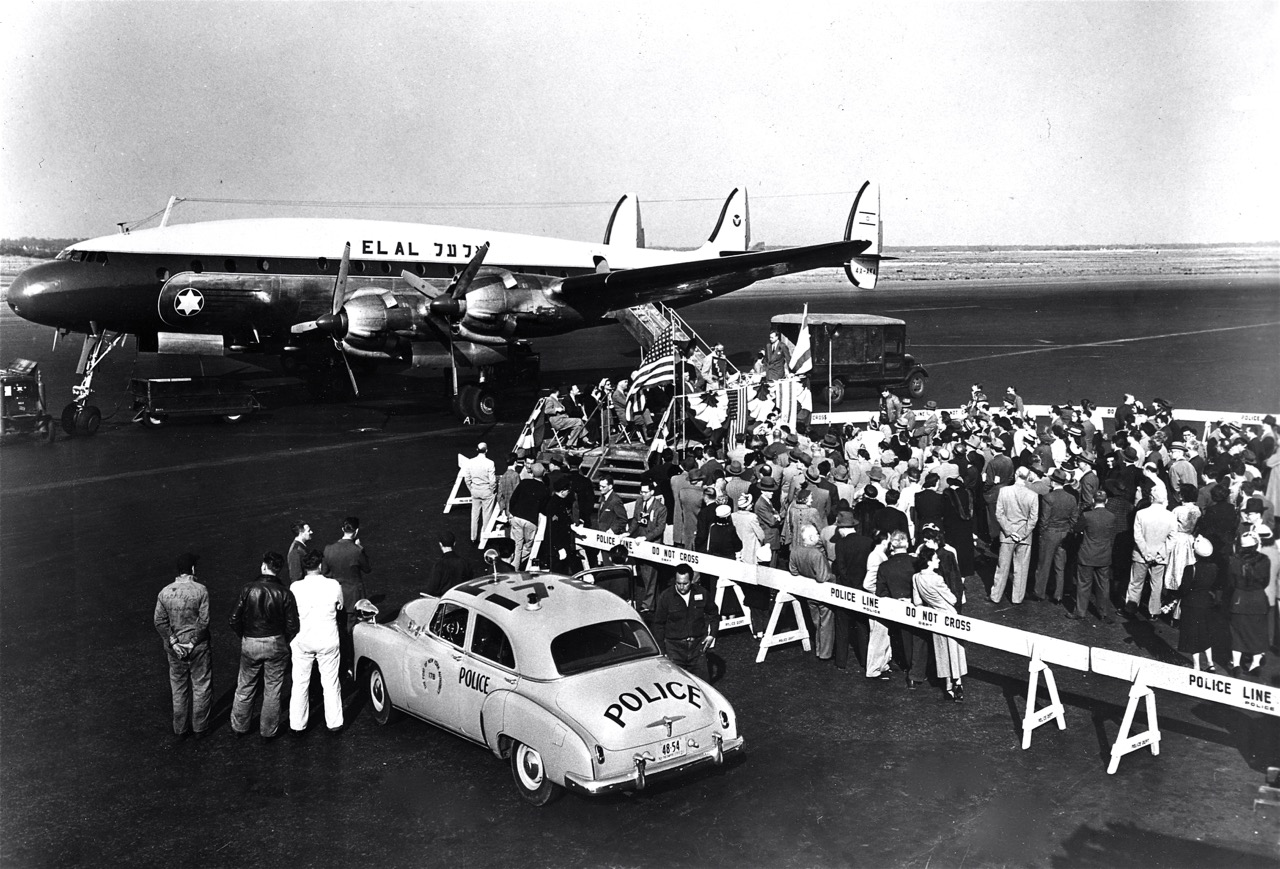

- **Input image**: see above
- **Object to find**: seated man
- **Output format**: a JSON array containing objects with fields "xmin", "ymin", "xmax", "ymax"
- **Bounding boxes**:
[{"xmin": 544, "ymin": 385, "xmax": 587, "ymax": 447}]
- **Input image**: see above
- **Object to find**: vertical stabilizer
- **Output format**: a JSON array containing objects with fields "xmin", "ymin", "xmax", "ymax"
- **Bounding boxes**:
[
  {"xmin": 603, "ymin": 193, "xmax": 645, "ymax": 248},
  {"xmin": 698, "ymin": 188, "xmax": 750, "ymax": 255},
  {"xmin": 844, "ymin": 181, "xmax": 883, "ymax": 288}
]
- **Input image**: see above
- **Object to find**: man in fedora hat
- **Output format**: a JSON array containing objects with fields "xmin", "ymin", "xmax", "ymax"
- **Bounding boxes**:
[{"xmin": 1034, "ymin": 467, "xmax": 1080, "ymax": 603}]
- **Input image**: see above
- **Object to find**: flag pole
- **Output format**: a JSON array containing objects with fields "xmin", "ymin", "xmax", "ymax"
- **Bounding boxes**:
[{"xmin": 827, "ymin": 328, "xmax": 833, "ymax": 415}]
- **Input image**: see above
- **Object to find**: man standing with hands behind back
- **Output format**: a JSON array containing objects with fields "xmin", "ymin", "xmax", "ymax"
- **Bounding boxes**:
[
  {"xmin": 290, "ymin": 550, "xmax": 344, "ymax": 735},
  {"xmin": 153, "ymin": 552, "xmax": 212, "ymax": 740}
]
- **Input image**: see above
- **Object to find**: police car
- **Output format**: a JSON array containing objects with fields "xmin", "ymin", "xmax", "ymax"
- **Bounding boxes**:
[{"xmin": 352, "ymin": 572, "xmax": 743, "ymax": 805}]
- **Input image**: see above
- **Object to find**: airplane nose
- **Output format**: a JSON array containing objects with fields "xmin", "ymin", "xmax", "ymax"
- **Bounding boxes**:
[{"xmin": 6, "ymin": 264, "xmax": 62, "ymax": 326}]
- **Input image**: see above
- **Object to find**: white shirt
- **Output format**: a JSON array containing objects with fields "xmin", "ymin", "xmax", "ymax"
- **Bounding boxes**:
[{"xmin": 291, "ymin": 573, "xmax": 343, "ymax": 650}]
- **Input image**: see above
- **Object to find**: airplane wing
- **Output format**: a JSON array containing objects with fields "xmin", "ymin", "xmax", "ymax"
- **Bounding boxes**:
[{"xmin": 554, "ymin": 239, "xmax": 871, "ymax": 312}]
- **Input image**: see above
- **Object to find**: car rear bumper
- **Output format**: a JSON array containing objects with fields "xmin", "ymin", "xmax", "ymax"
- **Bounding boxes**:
[{"xmin": 562, "ymin": 735, "xmax": 744, "ymax": 796}]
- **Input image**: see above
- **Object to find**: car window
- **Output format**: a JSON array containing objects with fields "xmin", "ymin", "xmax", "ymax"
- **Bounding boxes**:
[
  {"xmin": 471, "ymin": 614, "xmax": 516, "ymax": 669},
  {"xmin": 429, "ymin": 602, "xmax": 470, "ymax": 648},
  {"xmin": 550, "ymin": 619, "xmax": 660, "ymax": 676}
]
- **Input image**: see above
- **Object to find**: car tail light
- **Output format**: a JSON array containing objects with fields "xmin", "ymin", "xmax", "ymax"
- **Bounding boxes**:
[
  {"xmin": 720, "ymin": 711, "xmax": 730, "ymax": 729},
  {"xmin": 595, "ymin": 744, "xmax": 605, "ymax": 765}
]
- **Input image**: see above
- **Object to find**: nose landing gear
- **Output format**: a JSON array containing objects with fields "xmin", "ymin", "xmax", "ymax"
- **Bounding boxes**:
[{"xmin": 61, "ymin": 330, "xmax": 127, "ymax": 437}]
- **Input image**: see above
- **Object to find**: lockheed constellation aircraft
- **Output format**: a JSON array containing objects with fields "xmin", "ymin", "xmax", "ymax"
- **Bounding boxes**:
[{"xmin": 6, "ymin": 182, "xmax": 884, "ymax": 432}]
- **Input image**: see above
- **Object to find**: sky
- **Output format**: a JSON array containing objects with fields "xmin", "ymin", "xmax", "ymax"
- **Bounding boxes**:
[{"xmin": 1, "ymin": 1, "xmax": 1277, "ymax": 246}]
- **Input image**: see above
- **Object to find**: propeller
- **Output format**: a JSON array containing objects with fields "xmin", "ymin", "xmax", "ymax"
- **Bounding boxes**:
[
  {"xmin": 290, "ymin": 243, "xmax": 359, "ymax": 396},
  {"xmin": 400, "ymin": 243, "xmax": 492, "ymax": 402}
]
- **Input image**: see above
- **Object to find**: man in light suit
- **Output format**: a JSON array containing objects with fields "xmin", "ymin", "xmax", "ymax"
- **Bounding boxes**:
[
  {"xmin": 1127, "ymin": 497, "xmax": 1177, "ymax": 618},
  {"xmin": 464, "ymin": 442, "xmax": 497, "ymax": 546},
  {"xmin": 992, "ymin": 466, "xmax": 1039, "ymax": 604}
]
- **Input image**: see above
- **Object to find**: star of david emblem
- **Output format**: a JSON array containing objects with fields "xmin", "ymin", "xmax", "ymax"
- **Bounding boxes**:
[
  {"xmin": 732, "ymin": 214, "xmax": 742, "ymax": 227},
  {"xmin": 174, "ymin": 288, "xmax": 204, "ymax": 317}
]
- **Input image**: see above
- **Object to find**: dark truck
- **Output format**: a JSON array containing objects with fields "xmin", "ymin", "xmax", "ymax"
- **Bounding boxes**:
[{"xmin": 770, "ymin": 313, "xmax": 928, "ymax": 404}]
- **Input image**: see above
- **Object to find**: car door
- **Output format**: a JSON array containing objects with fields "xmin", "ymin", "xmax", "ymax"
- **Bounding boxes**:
[
  {"xmin": 456, "ymin": 613, "xmax": 519, "ymax": 740},
  {"xmin": 400, "ymin": 601, "xmax": 471, "ymax": 732}
]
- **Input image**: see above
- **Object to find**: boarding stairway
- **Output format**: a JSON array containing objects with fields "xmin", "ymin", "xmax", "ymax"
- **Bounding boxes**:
[{"xmin": 612, "ymin": 302, "xmax": 741, "ymax": 382}]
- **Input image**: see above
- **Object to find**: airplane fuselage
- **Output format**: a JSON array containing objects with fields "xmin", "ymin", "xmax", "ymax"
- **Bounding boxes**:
[{"xmin": 6, "ymin": 217, "xmax": 695, "ymax": 349}]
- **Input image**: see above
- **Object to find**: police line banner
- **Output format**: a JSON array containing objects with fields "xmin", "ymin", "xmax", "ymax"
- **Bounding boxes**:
[
  {"xmin": 572, "ymin": 526, "xmax": 1090, "ymax": 672},
  {"xmin": 810, "ymin": 405, "xmax": 1276, "ymax": 427},
  {"xmin": 573, "ymin": 525, "xmax": 1279, "ymax": 719}
]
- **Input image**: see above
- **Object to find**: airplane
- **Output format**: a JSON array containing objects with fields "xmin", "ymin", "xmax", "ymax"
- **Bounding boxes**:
[{"xmin": 6, "ymin": 181, "xmax": 885, "ymax": 434}]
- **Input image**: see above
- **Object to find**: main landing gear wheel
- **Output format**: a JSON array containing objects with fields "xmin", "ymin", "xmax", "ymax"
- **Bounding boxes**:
[
  {"xmin": 828, "ymin": 378, "xmax": 846, "ymax": 406},
  {"xmin": 366, "ymin": 664, "xmax": 399, "ymax": 726},
  {"xmin": 510, "ymin": 741, "xmax": 562, "ymax": 806},
  {"xmin": 466, "ymin": 388, "xmax": 497, "ymax": 425},
  {"xmin": 75, "ymin": 406, "xmax": 102, "ymax": 436},
  {"xmin": 906, "ymin": 372, "xmax": 926, "ymax": 399}
]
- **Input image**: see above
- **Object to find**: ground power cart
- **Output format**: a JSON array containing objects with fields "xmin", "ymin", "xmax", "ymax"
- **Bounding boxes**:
[
  {"xmin": 130, "ymin": 376, "xmax": 262, "ymax": 427},
  {"xmin": 0, "ymin": 359, "xmax": 57, "ymax": 445}
]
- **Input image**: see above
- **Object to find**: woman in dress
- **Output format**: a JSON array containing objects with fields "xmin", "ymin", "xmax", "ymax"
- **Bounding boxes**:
[
  {"xmin": 1177, "ymin": 536, "xmax": 1219, "ymax": 671},
  {"xmin": 941, "ymin": 476, "xmax": 977, "ymax": 581},
  {"xmin": 912, "ymin": 547, "xmax": 967, "ymax": 702},
  {"xmin": 1229, "ymin": 530, "xmax": 1272, "ymax": 676}
]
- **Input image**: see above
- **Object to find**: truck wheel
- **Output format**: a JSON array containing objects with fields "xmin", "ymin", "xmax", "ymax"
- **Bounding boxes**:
[
  {"xmin": 35, "ymin": 416, "xmax": 55, "ymax": 445},
  {"xmin": 466, "ymin": 388, "xmax": 497, "ymax": 425},
  {"xmin": 906, "ymin": 372, "xmax": 926, "ymax": 398},
  {"xmin": 511, "ymin": 741, "xmax": 562, "ymax": 806},
  {"xmin": 61, "ymin": 404, "xmax": 79, "ymax": 436},
  {"xmin": 828, "ymin": 379, "xmax": 846, "ymax": 405},
  {"xmin": 75, "ymin": 406, "xmax": 102, "ymax": 436},
  {"xmin": 366, "ymin": 664, "xmax": 400, "ymax": 726}
]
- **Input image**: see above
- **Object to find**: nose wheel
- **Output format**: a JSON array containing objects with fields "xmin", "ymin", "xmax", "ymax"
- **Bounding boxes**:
[{"xmin": 59, "ymin": 329, "xmax": 127, "ymax": 437}]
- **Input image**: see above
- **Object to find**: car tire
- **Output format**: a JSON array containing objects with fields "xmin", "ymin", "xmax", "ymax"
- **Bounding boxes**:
[
  {"xmin": 366, "ymin": 664, "xmax": 400, "ymax": 726},
  {"xmin": 828, "ymin": 378, "xmax": 846, "ymax": 405},
  {"xmin": 906, "ymin": 372, "xmax": 926, "ymax": 398},
  {"xmin": 511, "ymin": 741, "xmax": 563, "ymax": 806}
]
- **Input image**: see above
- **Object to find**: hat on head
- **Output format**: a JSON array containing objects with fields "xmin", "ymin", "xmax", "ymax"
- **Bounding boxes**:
[
  {"xmin": 737, "ymin": 493, "xmax": 753, "ymax": 510},
  {"xmin": 715, "ymin": 504, "xmax": 732, "ymax": 518},
  {"xmin": 785, "ymin": 433, "xmax": 799, "ymax": 447},
  {"xmin": 758, "ymin": 472, "xmax": 778, "ymax": 490},
  {"xmin": 1258, "ymin": 525, "xmax": 1274, "ymax": 542},
  {"xmin": 1245, "ymin": 497, "xmax": 1265, "ymax": 514},
  {"xmin": 1240, "ymin": 531, "xmax": 1260, "ymax": 550},
  {"xmin": 868, "ymin": 465, "xmax": 884, "ymax": 481},
  {"xmin": 821, "ymin": 433, "xmax": 840, "ymax": 448},
  {"xmin": 1066, "ymin": 425, "xmax": 1083, "ymax": 438},
  {"xmin": 1050, "ymin": 468, "xmax": 1069, "ymax": 484},
  {"xmin": 832, "ymin": 465, "xmax": 849, "ymax": 481},
  {"xmin": 805, "ymin": 465, "xmax": 821, "ymax": 482},
  {"xmin": 1123, "ymin": 447, "xmax": 1138, "ymax": 462},
  {"xmin": 1193, "ymin": 536, "xmax": 1214, "ymax": 558},
  {"xmin": 836, "ymin": 510, "xmax": 856, "ymax": 528},
  {"xmin": 728, "ymin": 459, "xmax": 744, "ymax": 475},
  {"xmin": 1169, "ymin": 443, "xmax": 1186, "ymax": 455},
  {"xmin": 1264, "ymin": 414, "xmax": 1276, "ymax": 426},
  {"xmin": 901, "ymin": 398, "xmax": 913, "ymax": 407},
  {"xmin": 925, "ymin": 400, "xmax": 937, "ymax": 410},
  {"xmin": 965, "ymin": 434, "xmax": 983, "ymax": 450}
]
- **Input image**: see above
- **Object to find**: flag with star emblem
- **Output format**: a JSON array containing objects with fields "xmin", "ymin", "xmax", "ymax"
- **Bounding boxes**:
[{"xmin": 787, "ymin": 303, "xmax": 812, "ymax": 375}]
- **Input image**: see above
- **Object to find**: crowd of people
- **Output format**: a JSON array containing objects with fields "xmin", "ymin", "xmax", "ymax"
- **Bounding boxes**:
[
  {"xmin": 462, "ymin": 384, "xmax": 1280, "ymax": 697},
  {"xmin": 156, "ymin": 385, "xmax": 1280, "ymax": 736}
]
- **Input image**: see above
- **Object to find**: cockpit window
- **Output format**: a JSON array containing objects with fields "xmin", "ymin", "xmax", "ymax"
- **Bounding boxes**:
[
  {"xmin": 55, "ymin": 249, "xmax": 73, "ymax": 261},
  {"xmin": 550, "ymin": 619, "xmax": 659, "ymax": 676}
]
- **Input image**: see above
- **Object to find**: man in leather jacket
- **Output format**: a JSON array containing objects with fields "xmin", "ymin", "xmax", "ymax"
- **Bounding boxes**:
[{"xmin": 229, "ymin": 551, "xmax": 300, "ymax": 739}]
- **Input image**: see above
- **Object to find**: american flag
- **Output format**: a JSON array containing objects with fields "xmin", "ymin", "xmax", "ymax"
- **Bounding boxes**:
[
  {"xmin": 626, "ymin": 324, "xmax": 676, "ymax": 417},
  {"xmin": 726, "ymin": 383, "xmax": 751, "ymax": 444}
]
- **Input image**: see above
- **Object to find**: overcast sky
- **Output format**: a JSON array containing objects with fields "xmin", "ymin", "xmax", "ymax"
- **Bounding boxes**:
[{"xmin": 1, "ymin": 1, "xmax": 1276, "ymax": 246}]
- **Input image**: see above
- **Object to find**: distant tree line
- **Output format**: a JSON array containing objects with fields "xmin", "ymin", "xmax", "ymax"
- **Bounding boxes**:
[{"xmin": 1, "ymin": 238, "xmax": 81, "ymax": 258}]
